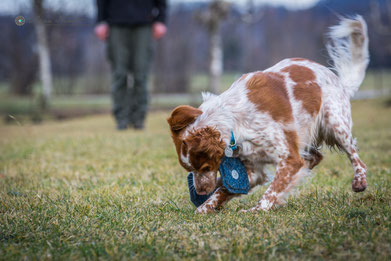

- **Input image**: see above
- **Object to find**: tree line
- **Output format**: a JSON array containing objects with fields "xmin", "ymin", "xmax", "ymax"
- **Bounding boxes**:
[{"xmin": 0, "ymin": 0, "xmax": 389, "ymax": 97}]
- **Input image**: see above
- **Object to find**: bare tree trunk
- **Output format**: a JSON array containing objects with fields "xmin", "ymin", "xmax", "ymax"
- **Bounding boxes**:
[
  {"xmin": 195, "ymin": 0, "xmax": 230, "ymax": 94},
  {"xmin": 33, "ymin": 0, "xmax": 52, "ymax": 110},
  {"xmin": 370, "ymin": 0, "xmax": 391, "ymax": 95},
  {"xmin": 370, "ymin": 0, "xmax": 391, "ymax": 35},
  {"xmin": 209, "ymin": 25, "xmax": 223, "ymax": 94}
]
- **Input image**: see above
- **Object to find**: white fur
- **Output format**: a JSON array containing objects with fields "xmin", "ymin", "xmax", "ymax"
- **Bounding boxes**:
[
  {"xmin": 326, "ymin": 15, "xmax": 369, "ymax": 97},
  {"xmin": 180, "ymin": 152, "xmax": 192, "ymax": 169}
]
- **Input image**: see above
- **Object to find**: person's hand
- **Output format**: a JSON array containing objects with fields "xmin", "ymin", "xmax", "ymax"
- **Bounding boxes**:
[
  {"xmin": 95, "ymin": 23, "xmax": 109, "ymax": 41},
  {"xmin": 152, "ymin": 22, "xmax": 167, "ymax": 40}
]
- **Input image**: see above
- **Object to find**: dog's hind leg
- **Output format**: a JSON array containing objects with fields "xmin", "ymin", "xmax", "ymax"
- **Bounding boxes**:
[
  {"xmin": 329, "ymin": 114, "xmax": 367, "ymax": 192},
  {"xmin": 344, "ymin": 139, "xmax": 367, "ymax": 192},
  {"xmin": 323, "ymin": 106, "xmax": 367, "ymax": 192}
]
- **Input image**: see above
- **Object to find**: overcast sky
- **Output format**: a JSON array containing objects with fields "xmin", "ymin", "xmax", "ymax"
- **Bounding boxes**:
[{"xmin": 0, "ymin": 0, "xmax": 320, "ymax": 16}]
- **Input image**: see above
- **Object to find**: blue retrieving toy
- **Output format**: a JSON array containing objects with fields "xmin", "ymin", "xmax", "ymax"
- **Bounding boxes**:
[
  {"xmin": 187, "ymin": 156, "xmax": 249, "ymax": 207},
  {"xmin": 219, "ymin": 156, "xmax": 250, "ymax": 194}
]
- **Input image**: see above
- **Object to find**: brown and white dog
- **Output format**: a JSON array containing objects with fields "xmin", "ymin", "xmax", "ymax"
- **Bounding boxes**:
[{"xmin": 168, "ymin": 16, "xmax": 369, "ymax": 214}]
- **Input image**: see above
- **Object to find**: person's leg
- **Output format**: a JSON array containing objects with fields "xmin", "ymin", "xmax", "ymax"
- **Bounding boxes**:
[
  {"xmin": 128, "ymin": 25, "xmax": 153, "ymax": 129},
  {"xmin": 107, "ymin": 26, "xmax": 133, "ymax": 129}
]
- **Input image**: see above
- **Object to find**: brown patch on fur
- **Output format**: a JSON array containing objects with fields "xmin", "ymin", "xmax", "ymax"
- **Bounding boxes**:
[
  {"xmin": 185, "ymin": 127, "xmax": 225, "ymax": 172},
  {"xmin": 184, "ymin": 127, "xmax": 225, "ymax": 193},
  {"xmin": 282, "ymin": 65, "xmax": 322, "ymax": 116},
  {"xmin": 273, "ymin": 157, "xmax": 304, "ymax": 193},
  {"xmin": 284, "ymin": 130, "xmax": 300, "ymax": 157},
  {"xmin": 352, "ymin": 32, "xmax": 365, "ymax": 48},
  {"xmin": 263, "ymin": 156, "xmax": 304, "ymax": 206},
  {"xmin": 350, "ymin": 20, "xmax": 365, "ymax": 48},
  {"xmin": 282, "ymin": 64, "xmax": 314, "ymax": 85},
  {"xmin": 246, "ymin": 72, "xmax": 293, "ymax": 123},
  {"xmin": 295, "ymin": 82, "xmax": 322, "ymax": 116},
  {"xmin": 214, "ymin": 187, "xmax": 234, "ymax": 210}
]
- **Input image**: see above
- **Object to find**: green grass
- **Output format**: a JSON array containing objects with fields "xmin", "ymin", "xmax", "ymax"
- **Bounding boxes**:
[
  {"xmin": 360, "ymin": 69, "xmax": 391, "ymax": 91},
  {"xmin": 0, "ymin": 99, "xmax": 391, "ymax": 260}
]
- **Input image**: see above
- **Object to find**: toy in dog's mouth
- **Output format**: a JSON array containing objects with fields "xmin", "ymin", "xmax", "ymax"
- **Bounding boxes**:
[
  {"xmin": 187, "ymin": 156, "xmax": 250, "ymax": 207},
  {"xmin": 187, "ymin": 172, "xmax": 216, "ymax": 207}
]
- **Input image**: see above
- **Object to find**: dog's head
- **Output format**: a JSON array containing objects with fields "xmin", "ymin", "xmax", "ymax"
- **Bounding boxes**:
[{"xmin": 167, "ymin": 105, "xmax": 225, "ymax": 195}]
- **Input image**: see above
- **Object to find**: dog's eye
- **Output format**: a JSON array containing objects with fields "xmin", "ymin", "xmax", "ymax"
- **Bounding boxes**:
[{"xmin": 201, "ymin": 166, "xmax": 211, "ymax": 172}]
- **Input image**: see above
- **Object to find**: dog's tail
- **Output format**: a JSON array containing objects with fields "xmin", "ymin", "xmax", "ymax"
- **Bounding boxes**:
[{"xmin": 326, "ymin": 15, "xmax": 369, "ymax": 97}]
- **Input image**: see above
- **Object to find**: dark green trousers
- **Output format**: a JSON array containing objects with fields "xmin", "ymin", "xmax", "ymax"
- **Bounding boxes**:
[{"xmin": 107, "ymin": 25, "xmax": 153, "ymax": 128}]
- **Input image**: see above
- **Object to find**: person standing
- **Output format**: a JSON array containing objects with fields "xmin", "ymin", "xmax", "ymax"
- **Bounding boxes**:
[{"xmin": 95, "ymin": 0, "xmax": 167, "ymax": 130}]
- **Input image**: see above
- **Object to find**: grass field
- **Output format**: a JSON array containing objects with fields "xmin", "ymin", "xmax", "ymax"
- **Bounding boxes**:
[{"xmin": 0, "ymin": 99, "xmax": 391, "ymax": 260}]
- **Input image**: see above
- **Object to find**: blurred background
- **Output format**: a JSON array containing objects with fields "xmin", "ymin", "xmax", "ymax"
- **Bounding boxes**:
[{"xmin": 0, "ymin": 0, "xmax": 390, "ymax": 122}]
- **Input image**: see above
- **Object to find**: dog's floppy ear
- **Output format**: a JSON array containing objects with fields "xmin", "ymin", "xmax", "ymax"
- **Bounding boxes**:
[{"xmin": 167, "ymin": 105, "xmax": 202, "ymax": 132}]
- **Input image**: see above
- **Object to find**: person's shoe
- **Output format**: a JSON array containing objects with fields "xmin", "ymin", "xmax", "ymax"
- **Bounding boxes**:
[
  {"xmin": 133, "ymin": 122, "xmax": 144, "ymax": 130},
  {"xmin": 116, "ymin": 122, "xmax": 128, "ymax": 131}
]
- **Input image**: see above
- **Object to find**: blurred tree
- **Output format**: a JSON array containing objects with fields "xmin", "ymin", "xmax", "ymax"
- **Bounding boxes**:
[
  {"xmin": 153, "ymin": 37, "xmax": 192, "ymax": 94},
  {"xmin": 370, "ymin": 0, "xmax": 391, "ymax": 49},
  {"xmin": 370, "ymin": 0, "xmax": 391, "ymax": 92},
  {"xmin": 239, "ymin": 0, "xmax": 265, "ymax": 72},
  {"xmin": 196, "ymin": 0, "xmax": 231, "ymax": 94},
  {"xmin": 9, "ymin": 31, "xmax": 38, "ymax": 95},
  {"xmin": 33, "ymin": 0, "xmax": 53, "ymax": 109},
  {"xmin": 240, "ymin": 0, "xmax": 264, "ymax": 24},
  {"xmin": 47, "ymin": 12, "xmax": 90, "ymax": 95},
  {"xmin": 0, "ymin": 0, "xmax": 388, "ymax": 100},
  {"xmin": 1, "ymin": 21, "xmax": 38, "ymax": 95}
]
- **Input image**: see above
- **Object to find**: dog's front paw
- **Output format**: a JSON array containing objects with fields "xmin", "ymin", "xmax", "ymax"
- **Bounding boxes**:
[
  {"xmin": 195, "ymin": 204, "xmax": 216, "ymax": 214},
  {"xmin": 240, "ymin": 200, "xmax": 274, "ymax": 213}
]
